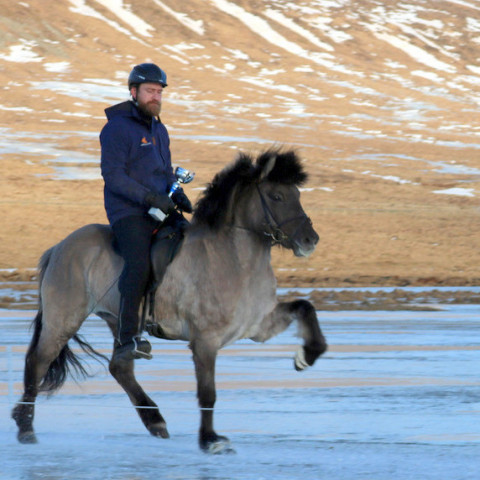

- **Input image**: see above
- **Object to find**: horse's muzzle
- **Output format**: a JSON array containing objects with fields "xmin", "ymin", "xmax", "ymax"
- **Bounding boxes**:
[{"xmin": 292, "ymin": 222, "xmax": 319, "ymax": 257}]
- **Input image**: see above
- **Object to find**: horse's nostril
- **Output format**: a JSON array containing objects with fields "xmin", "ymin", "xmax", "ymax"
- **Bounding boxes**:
[{"xmin": 304, "ymin": 234, "xmax": 319, "ymax": 247}]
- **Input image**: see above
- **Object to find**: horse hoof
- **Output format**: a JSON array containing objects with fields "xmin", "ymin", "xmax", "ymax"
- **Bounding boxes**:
[
  {"xmin": 18, "ymin": 430, "xmax": 38, "ymax": 444},
  {"xmin": 148, "ymin": 422, "xmax": 170, "ymax": 439},
  {"xmin": 202, "ymin": 436, "xmax": 236, "ymax": 455},
  {"xmin": 294, "ymin": 346, "xmax": 309, "ymax": 371},
  {"xmin": 207, "ymin": 440, "xmax": 236, "ymax": 455}
]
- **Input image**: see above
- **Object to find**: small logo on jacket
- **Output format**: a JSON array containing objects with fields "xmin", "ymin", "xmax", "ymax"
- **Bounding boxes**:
[{"xmin": 141, "ymin": 137, "xmax": 152, "ymax": 147}]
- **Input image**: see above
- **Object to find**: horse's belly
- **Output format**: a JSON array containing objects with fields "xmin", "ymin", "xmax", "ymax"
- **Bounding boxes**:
[
  {"xmin": 155, "ymin": 261, "xmax": 277, "ymax": 346},
  {"xmin": 155, "ymin": 315, "xmax": 190, "ymax": 341}
]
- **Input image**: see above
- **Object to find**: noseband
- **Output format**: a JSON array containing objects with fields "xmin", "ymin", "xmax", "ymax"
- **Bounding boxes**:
[{"xmin": 256, "ymin": 184, "xmax": 312, "ymax": 246}]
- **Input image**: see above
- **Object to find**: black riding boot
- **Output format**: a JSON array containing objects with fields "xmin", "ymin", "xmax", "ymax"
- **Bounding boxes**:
[
  {"xmin": 113, "ymin": 336, "xmax": 152, "ymax": 361},
  {"xmin": 112, "ymin": 296, "xmax": 152, "ymax": 362},
  {"xmin": 111, "ymin": 215, "xmax": 157, "ymax": 363}
]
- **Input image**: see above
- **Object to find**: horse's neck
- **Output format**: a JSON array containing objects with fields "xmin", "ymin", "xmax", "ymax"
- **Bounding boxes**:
[
  {"xmin": 232, "ymin": 228, "xmax": 271, "ymax": 266},
  {"xmin": 187, "ymin": 225, "xmax": 271, "ymax": 269},
  {"xmin": 206, "ymin": 228, "xmax": 275, "ymax": 295}
]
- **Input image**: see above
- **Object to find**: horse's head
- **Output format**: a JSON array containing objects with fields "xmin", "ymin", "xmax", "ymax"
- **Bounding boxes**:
[
  {"xmin": 193, "ymin": 148, "xmax": 319, "ymax": 257},
  {"xmin": 249, "ymin": 150, "xmax": 319, "ymax": 257}
]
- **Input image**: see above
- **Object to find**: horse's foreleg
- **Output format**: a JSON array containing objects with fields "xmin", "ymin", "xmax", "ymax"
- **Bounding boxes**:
[
  {"xmin": 290, "ymin": 300, "xmax": 327, "ymax": 370},
  {"xmin": 250, "ymin": 300, "xmax": 327, "ymax": 370},
  {"xmin": 108, "ymin": 356, "xmax": 169, "ymax": 438},
  {"xmin": 191, "ymin": 340, "xmax": 233, "ymax": 454}
]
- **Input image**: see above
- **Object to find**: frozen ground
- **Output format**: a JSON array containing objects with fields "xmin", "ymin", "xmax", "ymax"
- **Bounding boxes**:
[{"xmin": 1, "ymin": 302, "xmax": 479, "ymax": 480}]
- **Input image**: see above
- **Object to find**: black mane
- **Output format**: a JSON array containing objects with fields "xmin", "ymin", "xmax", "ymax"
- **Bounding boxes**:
[{"xmin": 193, "ymin": 148, "xmax": 308, "ymax": 230}]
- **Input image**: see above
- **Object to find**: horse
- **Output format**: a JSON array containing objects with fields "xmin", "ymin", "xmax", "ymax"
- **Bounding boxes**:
[{"xmin": 12, "ymin": 148, "xmax": 327, "ymax": 453}]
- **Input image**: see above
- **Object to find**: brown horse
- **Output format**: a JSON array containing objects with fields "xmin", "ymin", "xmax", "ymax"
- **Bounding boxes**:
[{"xmin": 12, "ymin": 148, "xmax": 327, "ymax": 453}]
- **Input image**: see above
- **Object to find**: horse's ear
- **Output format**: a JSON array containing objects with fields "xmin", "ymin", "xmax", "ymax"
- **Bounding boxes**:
[{"xmin": 259, "ymin": 154, "xmax": 276, "ymax": 181}]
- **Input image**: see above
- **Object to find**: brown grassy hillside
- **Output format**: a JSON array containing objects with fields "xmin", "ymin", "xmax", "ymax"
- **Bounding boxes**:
[{"xmin": 1, "ymin": 0, "xmax": 479, "ymax": 286}]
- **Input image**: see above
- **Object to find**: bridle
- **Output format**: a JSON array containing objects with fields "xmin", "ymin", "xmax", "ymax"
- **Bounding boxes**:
[{"xmin": 255, "ymin": 183, "xmax": 312, "ymax": 246}]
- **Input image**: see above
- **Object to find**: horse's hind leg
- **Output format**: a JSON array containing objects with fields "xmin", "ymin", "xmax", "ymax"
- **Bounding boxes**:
[
  {"xmin": 12, "ymin": 311, "xmax": 78, "ymax": 443},
  {"xmin": 108, "ymin": 350, "xmax": 169, "ymax": 439},
  {"xmin": 11, "ymin": 318, "xmax": 43, "ymax": 443}
]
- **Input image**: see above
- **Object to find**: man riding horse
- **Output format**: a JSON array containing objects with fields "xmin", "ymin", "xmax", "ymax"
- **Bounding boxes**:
[{"xmin": 100, "ymin": 63, "xmax": 193, "ymax": 363}]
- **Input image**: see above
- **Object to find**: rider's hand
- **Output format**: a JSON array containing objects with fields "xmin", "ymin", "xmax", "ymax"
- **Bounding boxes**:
[
  {"xmin": 171, "ymin": 189, "xmax": 193, "ymax": 213},
  {"xmin": 145, "ymin": 192, "xmax": 175, "ymax": 214}
]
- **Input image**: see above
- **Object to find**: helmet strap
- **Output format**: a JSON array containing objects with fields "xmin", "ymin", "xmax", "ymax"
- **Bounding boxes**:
[{"xmin": 130, "ymin": 85, "xmax": 138, "ymax": 104}]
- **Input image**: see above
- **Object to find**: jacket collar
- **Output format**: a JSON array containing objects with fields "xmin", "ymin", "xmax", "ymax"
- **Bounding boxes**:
[{"xmin": 104, "ymin": 100, "xmax": 160, "ymax": 126}]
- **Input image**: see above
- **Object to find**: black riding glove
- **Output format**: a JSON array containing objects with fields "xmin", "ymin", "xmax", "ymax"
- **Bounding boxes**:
[
  {"xmin": 144, "ymin": 192, "xmax": 176, "ymax": 214},
  {"xmin": 171, "ymin": 189, "xmax": 193, "ymax": 213}
]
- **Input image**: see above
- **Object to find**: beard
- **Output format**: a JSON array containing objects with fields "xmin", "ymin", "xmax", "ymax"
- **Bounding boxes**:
[{"xmin": 137, "ymin": 99, "xmax": 161, "ymax": 117}]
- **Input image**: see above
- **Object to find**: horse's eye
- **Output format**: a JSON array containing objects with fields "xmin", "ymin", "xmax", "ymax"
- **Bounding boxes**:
[{"xmin": 269, "ymin": 192, "xmax": 283, "ymax": 202}]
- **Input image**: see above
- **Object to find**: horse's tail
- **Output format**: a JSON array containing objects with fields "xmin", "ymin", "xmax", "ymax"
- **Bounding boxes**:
[
  {"xmin": 27, "ymin": 247, "xmax": 109, "ymax": 394},
  {"xmin": 39, "ymin": 332, "xmax": 108, "ymax": 394}
]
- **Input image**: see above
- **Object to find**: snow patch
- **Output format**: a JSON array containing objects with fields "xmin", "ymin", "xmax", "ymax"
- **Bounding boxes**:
[
  {"xmin": 93, "ymin": 0, "xmax": 154, "ymax": 37},
  {"xmin": 152, "ymin": 0, "xmax": 204, "ymax": 35},
  {"xmin": 30, "ymin": 80, "xmax": 126, "ymax": 103},
  {"xmin": 0, "ymin": 105, "xmax": 34, "ymax": 112},
  {"xmin": 466, "ymin": 65, "xmax": 480, "ymax": 75},
  {"xmin": 433, "ymin": 187, "xmax": 475, "ymax": 197},
  {"xmin": 265, "ymin": 9, "xmax": 334, "ymax": 52},
  {"xmin": 411, "ymin": 70, "xmax": 443, "ymax": 82},
  {"xmin": 0, "ymin": 40, "xmax": 43, "ymax": 63},
  {"xmin": 44, "ymin": 62, "xmax": 71, "ymax": 73},
  {"xmin": 210, "ymin": 0, "xmax": 357, "ymax": 75},
  {"xmin": 371, "ymin": 30, "xmax": 456, "ymax": 73},
  {"xmin": 362, "ymin": 171, "xmax": 416, "ymax": 185},
  {"xmin": 68, "ymin": 0, "xmax": 148, "ymax": 44}
]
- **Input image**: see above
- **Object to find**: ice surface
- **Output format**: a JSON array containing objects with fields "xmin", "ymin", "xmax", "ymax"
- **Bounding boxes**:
[{"xmin": 1, "ymin": 303, "xmax": 479, "ymax": 479}]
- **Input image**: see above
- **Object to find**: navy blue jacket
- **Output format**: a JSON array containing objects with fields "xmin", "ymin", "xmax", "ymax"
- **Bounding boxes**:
[{"xmin": 100, "ymin": 101, "xmax": 176, "ymax": 225}]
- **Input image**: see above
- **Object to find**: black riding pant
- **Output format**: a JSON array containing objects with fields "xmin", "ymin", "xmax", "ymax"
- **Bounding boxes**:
[{"xmin": 112, "ymin": 215, "xmax": 157, "ymax": 345}]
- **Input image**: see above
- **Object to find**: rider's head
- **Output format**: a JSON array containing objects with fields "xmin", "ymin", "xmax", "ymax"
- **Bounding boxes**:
[{"xmin": 128, "ymin": 63, "xmax": 168, "ymax": 117}]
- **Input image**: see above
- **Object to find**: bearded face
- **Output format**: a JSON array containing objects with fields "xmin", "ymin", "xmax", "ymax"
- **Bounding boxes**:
[{"xmin": 132, "ymin": 83, "xmax": 163, "ymax": 117}]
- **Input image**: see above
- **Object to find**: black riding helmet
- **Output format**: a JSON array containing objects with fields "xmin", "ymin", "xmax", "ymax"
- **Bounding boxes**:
[{"xmin": 128, "ymin": 63, "xmax": 168, "ymax": 90}]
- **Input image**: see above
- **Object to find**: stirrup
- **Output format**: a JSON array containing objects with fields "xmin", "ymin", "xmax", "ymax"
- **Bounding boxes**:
[{"xmin": 113, "ymin": 337, "xmax": 152, "ymax": 362}]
